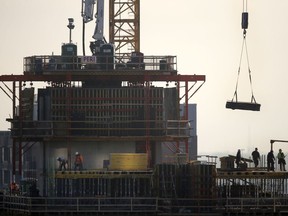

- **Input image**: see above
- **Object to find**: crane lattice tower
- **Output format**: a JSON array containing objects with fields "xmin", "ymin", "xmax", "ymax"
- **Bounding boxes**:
[{"xmin": 109, "ymin": 0, "xmax": 140, "ymax": 62}]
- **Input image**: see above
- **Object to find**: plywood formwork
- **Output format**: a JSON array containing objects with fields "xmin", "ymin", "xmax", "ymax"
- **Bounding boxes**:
[
  {"xmin": 54, "ymin": 171, "xmax": 153, "ymax": 197},
  {"xmin": 37, "ymin": 87, "xmax": 176, "ymax": 137}
]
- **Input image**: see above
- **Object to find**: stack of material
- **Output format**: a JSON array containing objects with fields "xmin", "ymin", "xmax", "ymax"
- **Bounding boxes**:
[
  {"xmin": 109, "ymin": 153, "xmax": 148, "ymax": 171},
  {"xmin": 219, "ymin": 156, "xmax": 235, "ymax": 170}
]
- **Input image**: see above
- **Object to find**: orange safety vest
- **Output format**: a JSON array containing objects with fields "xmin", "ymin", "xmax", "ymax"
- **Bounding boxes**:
[
  {"xmin": 10, "ymin": 183, "xmax": 16, "ymax": 190},
  {"xmin": 75, "ymin": 154, "xmax": 83, "ymax": 164}
]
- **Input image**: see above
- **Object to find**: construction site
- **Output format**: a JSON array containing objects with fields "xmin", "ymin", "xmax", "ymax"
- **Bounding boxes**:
[{"xmin": 0, "ymin": 0, "xmax": 288, "ymax": 215}]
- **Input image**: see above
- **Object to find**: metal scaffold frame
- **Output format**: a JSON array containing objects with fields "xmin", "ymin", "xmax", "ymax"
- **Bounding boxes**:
[{"xmin": 0, "ymin": 56, "xmax": 206, "ymax": 177}]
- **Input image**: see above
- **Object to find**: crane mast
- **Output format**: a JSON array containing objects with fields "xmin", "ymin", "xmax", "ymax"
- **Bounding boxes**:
[{"xmin": 109, "ymin": 0, "xmax": 140, "ymax": 61}]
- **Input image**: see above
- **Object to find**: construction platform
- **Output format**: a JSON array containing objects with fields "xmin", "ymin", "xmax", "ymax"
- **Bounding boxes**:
[{"xmin": 2, "ymin": 165, "xmax": 288, "ymax": 215}]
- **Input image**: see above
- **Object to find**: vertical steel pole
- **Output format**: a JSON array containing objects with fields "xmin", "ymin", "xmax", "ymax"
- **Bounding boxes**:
[
  {"xmin": 185, "ymin": 81, "xmax": 189, "ymax": 156},
  {"xmin": 12, "ymin": 82, "xmax": 16, "ymax": 176},
  {"xmin": 144, "ymin": 76, "xmax": 151, "ymax": 167},
  {"xmin": 43, "ymin": 141, "xmax": 47, "ymax": 196},
  {"xmin": 18, "ymin": 81, "xmax": 22, "ymax": 176}
]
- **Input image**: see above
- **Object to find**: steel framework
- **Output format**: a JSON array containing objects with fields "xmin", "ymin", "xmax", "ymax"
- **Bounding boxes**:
[
  {"xmin": 109, "ymin": 0, "xmax": 140, "ymax": 62},
  {"xmin": 0, "ymin": 55, "xmax": 205, "ymax": 177}
]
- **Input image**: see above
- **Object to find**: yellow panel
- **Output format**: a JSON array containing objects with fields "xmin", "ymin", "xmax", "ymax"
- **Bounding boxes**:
[{"xmin": 109, "ymin": 153, "xmax": 148, "ymax": 171}]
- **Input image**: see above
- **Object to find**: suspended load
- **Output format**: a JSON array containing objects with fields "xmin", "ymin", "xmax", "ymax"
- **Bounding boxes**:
[
  {"xmin": 226, "ymin": 0, "xmax": 261, "ymax": 111},
  {"xmin": 226, "ymin": 98, "xmax": 260, "ymax": 111}
]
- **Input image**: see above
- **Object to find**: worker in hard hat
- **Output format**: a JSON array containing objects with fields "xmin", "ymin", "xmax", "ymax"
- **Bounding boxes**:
[
  {"xmin": 235, "ymin": 149, "xmax": 241, "ymax": 168},
  {"xmin": 9, "ymin": 181, "xmax": 19, "ymax": 195},
  {"xmin": 277, "ymin": 149, "xmax": 286, "ymax": 171},
  {"xmin": 57, "ymin": 157, "xmax": 68, "ymax": 171},
  {"xmin": 251, "ymin": 148, "xmax": 260, "ymax": 168},
  {"xmin": 74, "ymin": 152, "xmax": 83, "ymax": 171},
  {"xmin": 267, "ymin": 150, "xmax": 275, "ymax": 172}
]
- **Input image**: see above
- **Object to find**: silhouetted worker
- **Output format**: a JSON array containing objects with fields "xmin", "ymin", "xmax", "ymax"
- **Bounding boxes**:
[
  {"xmin": 29, "ymin": 182, "xmax": 39, "ymax": 197},
  {"xmin": 252, "ymin": 148, "xmax": 260, "ymax": 168},
  {"xmin": 57, "ymin": 157, "xmax": 68, "ymax": 171},
  {"xmin": 9, "ymin": 181, "xmax": 19, "ymax": 195},
  {"xmin": 277, "ymin": 149, "xmax": 286, "ymax": 171},
  {"xmin": 74, "ymin": 152, "xmax": 83, "ymax": 171},
  {"xmin": 235, "ymin": 149, "xmax": 241, "ymax": 168},
  {"xmin": 267, "ymin": 150, "xmax": 275, "ymax": 171}
]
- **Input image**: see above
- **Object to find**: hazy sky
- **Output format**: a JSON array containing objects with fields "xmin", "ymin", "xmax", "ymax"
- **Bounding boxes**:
[{"xmin": 1, "ymin": 0, "xmax": 288, "ymax": 160}]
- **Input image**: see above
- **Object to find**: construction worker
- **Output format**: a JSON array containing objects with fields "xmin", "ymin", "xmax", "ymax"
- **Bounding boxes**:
[
  {"xmin": 235, "ymin": 149, "xmax": 241, "ymax": 168},
  {"xmin": 74, "ymin": 152, "xmax": 83, "ymax": 171},
  {"xmin": 252, "ymin": 148, "xmax": 260, "ymax": 168},
  {"xmin": 57, "ymin": 157, "xmax": 68, "ymax": 171},
  {"xmin": 277, "ymin": 149, "xmax": 286, "ymax": 171},
  {"xmin": 9, "ymin": 181, "xmax": 19, "ymax": 195},
  {"xmin": 267, "ymin": 150, "xmax": 275, "ymax": 172}
]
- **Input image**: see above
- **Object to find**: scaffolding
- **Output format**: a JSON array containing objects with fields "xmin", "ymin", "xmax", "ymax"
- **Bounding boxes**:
[{"xmin": 0, "ymin": 52, "xmax": 205, "ymax": 180}]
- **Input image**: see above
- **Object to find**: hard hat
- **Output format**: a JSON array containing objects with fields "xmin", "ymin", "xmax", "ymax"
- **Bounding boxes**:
[
  {"xmin": 56, "ymin": 157, "xmax": 60, "ymax": 160},
  {"xmin": 75, "ymin": 152, "xmax": 79, "ymax": 155}
]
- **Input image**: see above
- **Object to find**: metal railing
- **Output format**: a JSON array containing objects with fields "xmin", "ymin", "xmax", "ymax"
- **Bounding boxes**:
[
  {"xmin": 23, "ymin": 55, "xmax": 177, "ymax": 74},
  {"xmin": 3, "ymin": 196, "xmax": 288, "ymax": 214},
  {"xmin": 3, "ymin": 196, "xmax": 158, "ymax": 213},
  {"xmin": 220, "ymin": 197, "xmax": 288, "ymax": 213},
  {"xmin": 9, "ymin": 119, "xmax": 191, "ymax": 138}
]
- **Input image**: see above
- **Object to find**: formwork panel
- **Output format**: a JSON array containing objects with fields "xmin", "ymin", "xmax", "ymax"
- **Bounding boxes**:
[
  {"xmin": 21, "ymin": 88, "xmax": 35, "ymax": 120},
  {"xmin": 54, "ymin": 171, "xmax": 153, "ymax": 198},
  {"xmin": 49, "ymin": 87, "xmax": 167, "ymax": 120},
  {"xmin": 37, "ymin": 87, "xmax": 178, "ymax": 136},
  {"xmin": 192, "ymin": 164, "xmax": 217, "ymax": 198}
]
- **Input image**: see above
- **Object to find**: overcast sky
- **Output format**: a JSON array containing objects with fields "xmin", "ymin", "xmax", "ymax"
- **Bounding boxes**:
[{"xmin": 1, "ymin": 0, "xmax": 288, "ymax": 160}]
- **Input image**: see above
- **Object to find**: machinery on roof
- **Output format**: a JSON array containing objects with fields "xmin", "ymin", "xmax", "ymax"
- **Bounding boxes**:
[{"xmin": 82, "ymin": 0, "xmax": 108, "ymax": 56}]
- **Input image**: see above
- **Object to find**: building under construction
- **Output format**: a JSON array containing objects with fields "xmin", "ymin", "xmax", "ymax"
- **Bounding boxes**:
[{"xmin": 1, "ymin": 0, "xmax": 288, "ymax": 215}]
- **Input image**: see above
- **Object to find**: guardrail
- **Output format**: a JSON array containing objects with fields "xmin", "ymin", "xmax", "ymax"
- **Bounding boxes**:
[
  {"xmin": 9, "ymin": 119, "xmax": 191, "ymax": 138},
  {"xmin": 23, "ymin": 55, "xmax": 177, "ymax": 74},
  {"xmin": 221, "ymin": 197, "xmax": 288, "ymax": 213},
  {"xmin": 3, "ymin": 196, "xmax": 157, "ymax": 213},
  {"xmin": 4, "ymin": 196, "xmax": 288, "ymax": 214}
]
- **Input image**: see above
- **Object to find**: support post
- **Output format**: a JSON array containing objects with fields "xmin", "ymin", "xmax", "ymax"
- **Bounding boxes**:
[
  {"xmin": 18, "ymin": 81, "xmax": 22, "ymax": 176},
  {"xmin": 185, "ymin": 81, "xmax": 189, "ymax": 156},
  {"xmin": 12, "ymin": 82, "xmax": 16, "ymax": 176}
]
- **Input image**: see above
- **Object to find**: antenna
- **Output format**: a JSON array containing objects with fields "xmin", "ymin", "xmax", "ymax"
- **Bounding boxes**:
[{"xmin": 67, "ymin": 18, "xmax": 75, "ymax": 43}]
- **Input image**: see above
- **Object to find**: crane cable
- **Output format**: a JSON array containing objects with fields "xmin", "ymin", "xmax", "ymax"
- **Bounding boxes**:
[{"xmin": 231, "ymin": 0, "xmax": 257, "ymax": 104}]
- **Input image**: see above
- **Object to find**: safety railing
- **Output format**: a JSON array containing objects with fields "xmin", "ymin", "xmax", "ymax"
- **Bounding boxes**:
[
  {"xmin": 3, "ymin": 196, "xmax": 158, "ymax": 213},
  {"xmin": 23, "ymin": 55, "xmax": 177, "ymax": 74},
  {"xmin": 4, "ymin": 196, "xmax": 288, "ymax": 214},
  {"xmin": 9, "ymin": 119, "xmax": 191, "ymax": 138},
  {"xmin": 220, "ymin": 197, "xmax": 288, "ymax": 213}
]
